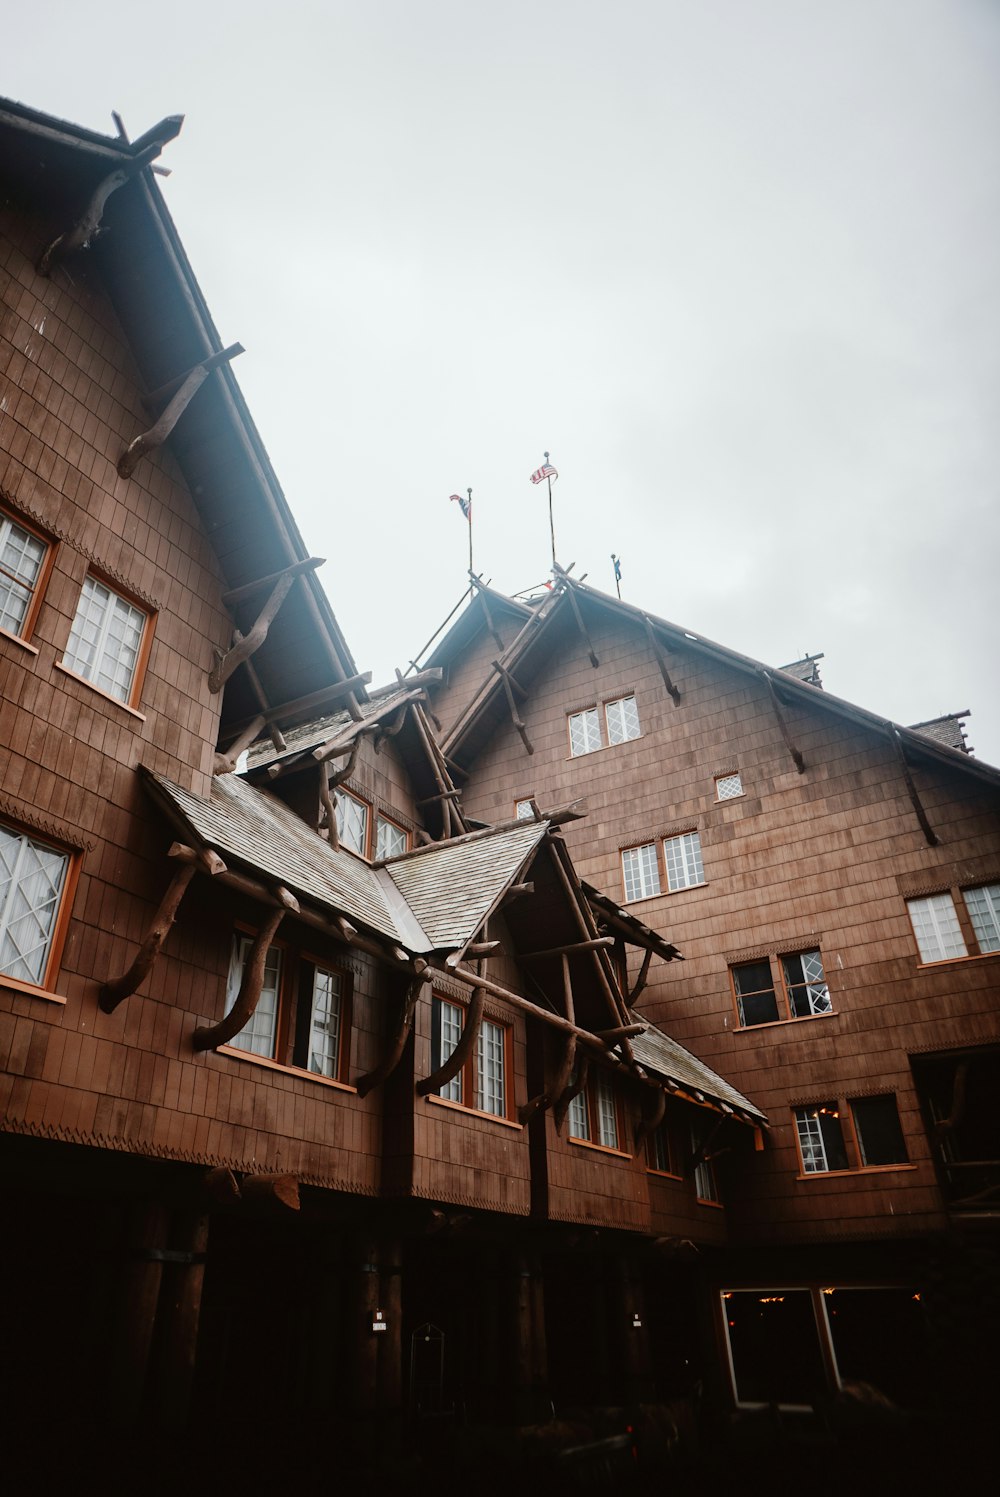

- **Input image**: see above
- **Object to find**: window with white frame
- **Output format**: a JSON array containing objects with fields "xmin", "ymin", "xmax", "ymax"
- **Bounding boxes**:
[
  {"xmin": 647, "ymin": 1118, "xmax": 675, "ymax": 1175},
  {"xmin": 795, "ymin": 1095, "xmax": 907, "ymax": 1174},
  {"xmin": 663, "ymin": 831, "xmax": 705, "ymax": 891},
  {"xmin": 622, "ymin": 842, "xmax": 661, "ymax": 902},
  {"xmin": 691, "ymin": 1116, "xmax": 721, "ymax": 1202},
  {"xmin": 430, "ymin": 996, "xmax": 510, "ymax": 1118},
  {"xmin": 568, "ymin": 706, "xmax": 602, "ymax": 757},
  {"xmin": 226, "ymin": 934, "xmax": 283, "ymax": 1058},
  {"xmin": 568, "ymin": 1070, "xmax": 622, "ymax": 1151},
  {"xmin": 0, "ymin": 507, "xmax": 50, "ymax": 640},
  {"xmin": 595, "ymin": 1073, "xmax": 620, "ymax": 1150},
  {"xmin": 335, "ymin": 788, "xmax": 370, "ymax": 857},
  {"xmin": 515, "ymin": 798, "xmax": 535, "ymax": 820},
  {"xmin": 304, "ymin": 965, "xmax": 344, "ymax": 1079},
  {"xmin": 715, "ymin": 772, "xmax": 743, "ymax": 800},
  {"xmin": 605, "ymin": 694, "xmax": 640, "ymax": 745},
  {"xmin": 62, "ymin": 575, "xmax": 149, "ymax": 704},
  {"xmin": 375, "ymin": 814, "xmax": 408, "ymax": 860},
  {"xmin": 731, "ymin": 949, "xmax": 831, "ymax": 1027},
  {"xmin": 906, "ymin": 893, "xmax": 967, "ymax": 963},
  {"xmin": 962, "ymin": 883, "xmax": 1000, "ymax": 954},
  {"xmin": 476, "ymin": 1019, "xmax": 506, "ymax": 1117},
  {"xmin": 0, "ymin": 821, "xmax": 71, "ymax": 988}
]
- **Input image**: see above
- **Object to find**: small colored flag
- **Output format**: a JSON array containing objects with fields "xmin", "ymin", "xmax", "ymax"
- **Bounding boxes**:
[
  {"xmin": 612, "ymin": 555, "xmax": 622, "ymax": 582},
  {"xmin": 450, "ymin": 493, "xmax": 471, "ymax": 520},
  {"xmin": 530, "ymin": 464, "xmax": 558, "ymax": 485}
]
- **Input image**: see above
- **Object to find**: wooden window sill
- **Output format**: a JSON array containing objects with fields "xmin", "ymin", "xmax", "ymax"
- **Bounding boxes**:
[
  {"xmin": 646, "ymin": 1167, "xmax": 683, "ymax": 1181},
  {"xmin": 216, "ymin": 1044, "xmax": 357, "ymax": 1092},
  {"xmin": 795, "ymin": 1164, "xmax": 916, "ymax": 1182},
  {"xmin": 736, "ymin": 1011, "xmax": 838, "ymax": 1033},
  {"xmin": 0, "ymin": 626, "xmax": 39, "ymax": 656},
  {"xmin": 568, "ymin": 736, "xmax": 644, "ymax": 763},
  {"xmin": 915, "ymin": 951, "xmax": 999, "ymax": 970},
  {"xmin": 0, "ymin": 974, "xmax": 66, "ymax": 1005},
  {"xmin": 54, "ymin": 661, "xmax": 147, "ymax": 720},
  {"xmin": 567, "ymin": 1136, "xmax": 631, "ymax": 1159},
  {"xmin": 696, "ymin": 1196, "xmax": 724, "ymax": 1209},
  {"xmin": 425, "ymin": 1093, "xmax": 522, "ymax": 1130}
]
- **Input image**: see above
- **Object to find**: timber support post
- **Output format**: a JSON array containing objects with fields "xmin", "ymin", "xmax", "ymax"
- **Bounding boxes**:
[
  {"xmin": 643, "ymin": 614, "xmax": 681, "ymax": 704},
  {"xmin": 888, "ymin": 724, "xmax": 939, "ymax": 846},
  {"xmin": 759, "ymin": 669, "xmax": 806, "ymax": 773},
  {"xmin": 37, "ymin": 138, "xmax": 173, "ymax": 275},
  {"xmin": 118, "ymin": 343, "xmax": 245, "ymax": 478}
]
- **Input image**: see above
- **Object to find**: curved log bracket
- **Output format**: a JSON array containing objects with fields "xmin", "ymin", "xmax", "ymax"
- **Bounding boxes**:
[
  {"xmin": 553, "ymin": 1049, "xmax": 589, "ymax": 1134},
  {"xmin": 208, "ymin": 556, "xmax": 322, "ymax": 692},
  {"xmin": 37, "ymin": 142, "xmax": 166, "ymax": 276},
  {"xmin": 415, "ymin": 988, "xmax": 484, "ymax": 1097},
  {"xmin": 354, "ymin": 969, "xmax": 431, "ymax": 1097},
  {"xmin": 888, "ymin": 724, "xmax": 939, "ymax": 847},
  {"xmin": 759, "ymin": 669, "xmax": 805, "ymax": 774},
  {"xmin": 192, "ymin": 894, "xmax": 295, "ymax": 1051},
  {"xmin": 118, "ymin": 343, "xmax": 245, "ymax": 479},
  {"xmin": 100, "ymin": 843, "xmax": 225, "ymax": 1013},
  {"xmin": 642, "ymin": 615, "xmax": 681, "ymax": 705},
  {"xmin": 633, "ymin": 1084, "xmax": 666, "ymax": 1158}
]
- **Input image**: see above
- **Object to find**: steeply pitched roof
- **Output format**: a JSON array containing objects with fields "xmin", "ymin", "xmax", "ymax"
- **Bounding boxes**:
[
  {"xmin": 387, "ymin": 820, "xmax": 546, "ymax": 948},
  {"xmin": 244, "ymin": 683, "xmax": 422, "ymax": 773},
  {"xmin": 631, "ymin": 1024, "xmax": 766, "ymax": 1123}
]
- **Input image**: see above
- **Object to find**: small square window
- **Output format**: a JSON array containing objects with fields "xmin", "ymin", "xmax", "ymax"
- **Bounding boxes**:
[
  {"xmin": 605, "ymin": 694, "xmax": 640, "ymax": 745},
  {"xmin": 715, "ymin": 772, "xmax": 743, "ymax": 800},
  {"xmin": 0, "ymin": 507, "xmax": 50, "ymax": 641},
  {"xmin": 335, "ymin": 789, "xmax": 370, "ymax": 857},
  {"xmin": 568, "ymin": 706, "xmax": 602, "ymax": 757},
  {"xmin": 622, "ymin": 843, "xmax": 661, "ymax": 901},
  {"xmin": 963, "ymin": 883, "xmax": 1000, "ymax": 954},
  {"xmin": 0, "ymin": 821, "xmax": 73, "ymax": 988},
  {"xmin": 62, "ymin": 574, "xmax": 150, "ymax": 704},
  {"xmin": 375, "ymin": 814, "xmax": 408, "ymax": 860},
  {"xmin": 907, "ymin": 893, "xmax": 967, "ymax": 963},
  {"xmin": 515, "ymin": 798, "xmax": 535, "ymax": 820},
  {"xmin": 663, "ymin": 831, "xmax": 705, "ymax": 891},
  {"xmin": 851, "ymin": 1095, "xmax": 908, "ymax": 1167},
  {"xmin": 794, "ymin": 1103, "xmax": 849, "ymax": 1174}
]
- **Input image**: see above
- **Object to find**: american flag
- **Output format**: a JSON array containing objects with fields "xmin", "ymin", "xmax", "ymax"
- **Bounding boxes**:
[
  {"xmin": 530, "ymin": 464, "xmax": 558, "ymax": 485},
  {"xmin": 450, "ymin": 492, "xmax": 471, "ymax": 520}
]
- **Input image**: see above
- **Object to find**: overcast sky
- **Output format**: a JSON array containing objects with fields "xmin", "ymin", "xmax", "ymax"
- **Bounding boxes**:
[{"xmin": 6, "ymin": 2, "xmax": 999, "ymax": 762}]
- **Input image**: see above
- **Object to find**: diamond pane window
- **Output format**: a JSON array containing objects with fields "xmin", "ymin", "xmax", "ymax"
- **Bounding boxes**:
[
  {"xmin": 375, "ymin": 815, "xmax": 407, "ymax": 860},
  {"xmin": 622, "ymin": 843, "xmax": 661, "ymax": 902},
  {"xmin": 963, "ymin": 884, "xmax": 1000, "ymax": 954},
  {"xmin": 476, "ymin": 1019, "xmax": 506, "ymax": 1117},
  {"xmin": 781, "ymin": 950, "xmax": 831, "ymax": 1017},
  {"xmin": 0, "ymin": 511, "xmax": 47, "ymax": 638},
  {"xmin": 663, "ymin": 831, "xmax": 705, "ymax": 891},
  {"xmin": 63, "ymin": 575, "xmax": 147, "ymax": 703},
  {"xmin": 515, "ymin": 799, "xmax": 534, "ymax": 820},
  {"xmin": 794, "ymin": 1104, "xmax": 849, "ymax": 1174},
  {"xmin": 568, "ymin": 707, "xmax": 601, "ymax": 756},
  {"xmin": 226, "ymin": 935, "xmax": 282, "ymax": 1058},
  {"xmin": 715, "ymin": 772, "xmax": 743, "ymax": 801},
  {"xmin": 605, "ymin": 694, "xmax": 640, "ymax": 745},
  {"xmin": 0, "ymin": 824, "xmax": 70, "ymax": 986},
  {"xmin": 907, "ymin": 893, "xmax": 967, "ymax": 963},
  {"xmin": 335, "ymin": 789, "xmax": 369, "ymax": 857},
  {"xmin": 307, "ymin": 966, "xmax": 343, "ymax": 1078}
]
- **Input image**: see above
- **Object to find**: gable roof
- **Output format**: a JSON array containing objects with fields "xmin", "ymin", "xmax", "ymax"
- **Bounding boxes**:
[{"xmin": 631, "ymin": 1024, "xmax": 766, "ymax": 1123}]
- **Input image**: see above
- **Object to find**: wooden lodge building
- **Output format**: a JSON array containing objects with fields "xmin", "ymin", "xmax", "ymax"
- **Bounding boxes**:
[{"xmin": 1, "ymin": 95, "xmax": 998, "ymax": 1484}]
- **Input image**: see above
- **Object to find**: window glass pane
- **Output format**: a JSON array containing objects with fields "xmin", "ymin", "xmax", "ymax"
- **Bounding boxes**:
[
  {"xmin": 568, "ymin": 1089, "xmax": 590, "ymax": 1140},
  {"xmin": 691, "ymin": 1118, "xmax": 719, "ymax": 1201},
  {"xmin": 715, "ymin": 772, "xmax": 743, "ymax": 800},
  {"xmin": 851, "ymin": 1095, "xmax": 908, "ymax": 1166},
  {"xmin": 963, "ymin": 884, "xmax": 1000, "ymax": 954},
  {"xmin": 723, "ymin": 1290, "xmax": 827, "ymax": 1406},
  {"xmin": 622, "ymin": 843, "xmax": 660, "ymax": 901},
  {"xmin": 782, "ymin": 949, "xmax": 831, "ymax": 1017},
  {"xmin": 663, "ymin": 832, "xmax": 704, "ymax": 891},
  {"xmin": 822, "ymin": 1288, "xmax": 929, "ymax": 1408},
  {"xmin": 476, "ymin": 1019, "xmax": 506, "ymax": 1116},
  {"xmin": 434, "ymin": 998, "xmax": 464, "ymax": 1102},
  {"xmin": 0, "ymin": 824, "xmax": 69, "ymax": 984},
  {"xmin": 0, "ymin": 514, "xmax": 46, "ymax": 636},
  {"xmin": 515, "ymin": 799, "xmax": 534, "ymax": 820},
  {"xmin": 795, "ymin": 1104, "xmax": 848, "ymax": 1173},
  {"xmin": 907, "ymin": 893, "xmax": 967, "ymax": 962},
  {"xmin": 308, "ymin": 967, "xmax": 342, "ymax": 1078},
  {"xmin": 732, "ymin": 961, "xmax": 779, "ymax": 1026},
  {"xmin": 225, "ymin": 935, "xmax": 281, "ymax": 1057},
  {"xmin": 568, "ymin": 708, "xmax": 601, "ymax": 756},
  {"xmin": 375, "ymin": 816, "xmax": 407, "ymax": 860},
  {"xmin": 335, "ymin": 790, "xmax": 369, "ymax": 856},
  {"xmin": 605, "ymin": 695, "xmax": 640, "ymax": 745},
  {"xmin": 63, "ymin": 576, "xmax": 146, "ymax": 703},
  {"xmin": 596, "ymin": 1075, "xmax": 619, "ymax": 1149},
  {"xmin": 648, "ymin": 1124, "xmax": 672, "ymax": 1173}
]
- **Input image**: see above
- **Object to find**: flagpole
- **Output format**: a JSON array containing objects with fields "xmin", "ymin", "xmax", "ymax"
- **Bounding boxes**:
[
  {"xmin": 611, "ymin": 553, "xmax": 622, "ymax": 599},
  {"xmin": 545, "ymin": 451, "xmax": 556, "ymax": 568},
  {"xmin": 467, "ymin": 487, "xmax": 474, "ymax": 576}
]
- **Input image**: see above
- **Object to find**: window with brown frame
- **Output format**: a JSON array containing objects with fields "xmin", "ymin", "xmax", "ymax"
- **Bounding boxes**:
[
  {"xmin": 730, "ymin": 949, "xmax": 831, "ymax": 1027},
  {"xmin": 334, "ymin": 786, "xmax": 411, "ymax": 862},
  {"xmin": 430, "ymin": 994, "xmax": 511, "ymax": 1119},
  {"xmin": 568, "ymin": 1069, "xmax": 623, "ymax": 1151},
  {"xmin": 646, "ymin": 1116, "xmax": 679, "ymax": 1176},
  {"xmin": 60, "ymin": 573, "xmax": 153, "ymax": 707},
  {"xmin": 568, "ymin": 694, "xmax": 641, "ymax": 757},
  {"xmin": 793, "ymin": 1094, "xmax": 908, "ymax": 1175},
  {"xmin": 223, "ymin": 932, "xmax": 351, "ymax": 1082},
  {"xmin": 691, "ymin": 1115, "xmax": 721, "ymax": 1203},
  {"xmin": 0, "ymin": 504, "xmax": 53, "ymax": 643},
  {"xmin": 0, "ymin": 818, "xmax": 77, "ymax": 992},
  {"xmin": 906, "ymin": 885, "xmax": 1000, "ymax": 963}
]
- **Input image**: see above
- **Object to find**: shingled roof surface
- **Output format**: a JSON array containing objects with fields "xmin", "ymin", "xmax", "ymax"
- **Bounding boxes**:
[
  {"xmin": 631, "ymin": 1025, "xmax": 766, "ymax": 1123},
  {"xmin": 385, "ymin": 820, "xmax": 547, "ymax": 948},
  {"xmin": 244, "ymin": 683, "xmax": 418, "ymax": 772}
]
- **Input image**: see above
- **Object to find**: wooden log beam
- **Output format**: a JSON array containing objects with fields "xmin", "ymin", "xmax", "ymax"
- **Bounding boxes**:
[
  {"xmin": 239, "ymin": 1173, "xmax": 301, "ymax": 1210},
  {"xmin": 192, "ymin": 896, "xmax": 294, "ymax": 1051},
  {"xmin": 99, "ymin": 844, "xmax": 226, "ymax": 1012},
  {"xmin": 446, "ymin": 941, "xmax": 500, "ymax": 964},
  {"xmin": 410, "ymin": 702, "xmax": 469, "ymax": 836},
  {"xmin": 318, "ymin": 762, "xmax": 339, "ymax": 847},
  {"xmin": 215, "ymin": 714, "xmax": 267, "ymax": 775},
  {"xmin": 223, "ymin": 673, "xmax": 374, "ymax": 745},
  {"xmin": 242, "ymin": 656, "xmax": 287, "ymax": 753},
  {"xmin": 888, "ymin": 725, "xmax": 939, "ymax": 847},
  {"xmin": 642, "ymin": 615, "xmax": 681, "ymax": 705},
  {"xmin": 491, "ymin": 658, "xmax": 534, "ymax": 756},
  {"xmin": 311, "ymin": 730, "xmax": 367, "ymax": 779},
  {"xmin": 416, "ymin": 789, "xmax": 463, "ymax": 805},
  {"xmin": 118, "ymin": 344, "xmax": 245, "ymax": 479},
  {"xmin": 594, "ymin": 1023, "xmax": 648, "ymax": 1040},
  {"xmin": 470, "ymin": 572, "xmax": 507, "ymax": 651},
  {"xmin": 221, "ymin": 556, "xmax": 324, "ymax": 608},
  {"xmin": 502, "ymin": 882, "xmax": 534, "ymax": 904},
  {"xmin": 523, "ymin": 798, "xmax": 587, "ymax": 827},
  {"xmin": 759, "ymin": 669, "xmax": 805, "ymax": 773},
  {"xmin": 203, "ymin": 1167, "xmax": 241, "ymax": 1206},
  {"xmin": 633, "ymin": 1085, "xmax": 666, "ymax": 1157},
  {"xmin": 37, "ymin": 143, "xmax": 164, "ymax": 275},
  {"xmin": 430, "ymin": 960, "xmax": 626, "ymax": 1060},
  {"xmin": 559, "ymin": 575, "xmax": 599, "ymax": 667},
  {"xmin": 554, "ymin": 1049, "xmax": 589, "ymax": 1132},
  {"xmin": 416, "ymin": 987, "xmax": 485, "ymax": 1096},
  {"xmin": 521, "ymin": 936, "xmax": 616, "ymax": 962},
  {"xmin": 142, "ymin": 341, "xmax": 244, "ymax": 407},
  {"xmin": 354, "ymin": 971, "xmax": 430, "ymax": 1097},
  {"xmin": 628, "ymin": 948, "xmax": 654, "ymax": 1005},
  {"xmin": 209, "ymin": 562, "xmax": 317, "ymax": 692},
  {"xmin": 547, "ymin": 840, "xmax": 630, "ymax": 1033}
]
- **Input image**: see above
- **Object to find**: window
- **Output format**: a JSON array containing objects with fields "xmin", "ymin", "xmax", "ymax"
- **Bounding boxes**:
[
  {"xmin": 335, "ymin": 789, "xmax": 369, "ymax": 857},
  {"xmin": 430, "ymin": 996, "xmax": 510, "ymax": 1119},
  {"xmin": 663, "ymin": 831, "xmax": 704, "ymax": 891},
  {"xmin": 62, "ymin": 574, "xmax": 149, "ymax": 704},
  {"xmin": 906, "ymin": 892, "xmax": 967, "ymax": 963},
  {"xmin": 605, "ymin": 694, "xmax": 640, "ymax": 745},
  {"xmin": 568, "ymin": 706, "xmax": 601, "ymax": 757},
  {"xmin": 0, "ymin": 821, "xmax": 72, "ymax": 988},
  {"xmin": 647, "ymin": 1118, "xmax": 677, "ymax": 1175},
  {"xmin": 715, "ymin": 772, "xmax": 743, "ymax": 800},
  {"xmin": 224, "ymin": 934, "xmax": 350, "ymax": 1079},
  {"xmin": 794, "ymin": 1096, "xmax": 908, "ymax": 1174},
  {"xmin": 621, "ymin": 842, "xmax": 661, "ymax": 902},
  {"xmin": 691, "ymin": 1117, "xmax": 721, "ymax": 1202},
  {"xmin": 962, "ymin": 883, "xmax": 1000, "ymax": 954},
  {"xmin": 375, "ymin": 814, "xmax": 408, "ymax": 860},
  {"xmin": 568, "ymin": 1071, "xmax": 622, "ymax": 1151},
  {"xmin": 514, "ymin": 798, "xmax": 535, "ymax": 820},
  {"xmin": 731, "ymin": 950, "xmax": 831, "ymax": 1027},
  {"xmin": 0, "ymin": 506, "xmax": 50, "ymax": 640}
]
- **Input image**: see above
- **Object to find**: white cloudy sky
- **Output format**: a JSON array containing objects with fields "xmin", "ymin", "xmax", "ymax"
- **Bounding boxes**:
[{"xmin": 6, "ymin": 2, "xmax": 1000, "ymax": 761}]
